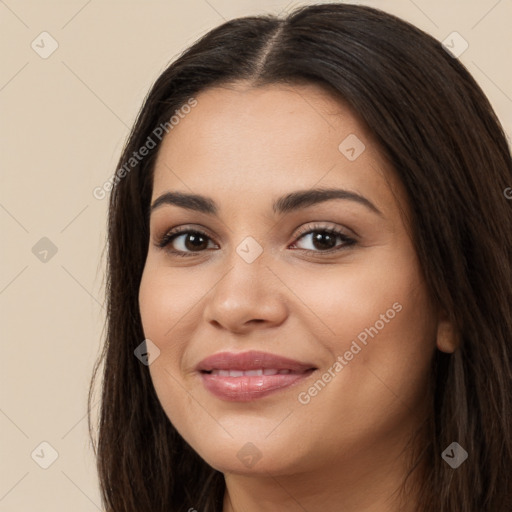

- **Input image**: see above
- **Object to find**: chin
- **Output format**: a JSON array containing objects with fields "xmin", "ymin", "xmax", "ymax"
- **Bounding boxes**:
[{"xmin": 184, "ymin": 429, "xmax": 303, "ymax": 476}]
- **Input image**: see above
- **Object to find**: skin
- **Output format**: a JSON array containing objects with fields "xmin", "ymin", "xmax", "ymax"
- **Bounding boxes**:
[{"xmin": 138, "ymin": 83, "xmax": 456, "ymax": 512}]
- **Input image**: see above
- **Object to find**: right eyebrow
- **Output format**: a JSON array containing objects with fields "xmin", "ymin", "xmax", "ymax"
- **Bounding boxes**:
[{"xmin": 151, "ymin": 191, "xmax": 217, "ymax": 215}]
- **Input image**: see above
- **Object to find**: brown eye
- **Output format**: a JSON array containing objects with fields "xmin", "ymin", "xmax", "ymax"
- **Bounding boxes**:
[
  {"xmin": 291, "ymin": 225, "xmax": 356, "ymax": 253},
  {"xmin": 157, "ymin": 229, "xmax": 217, "ymax": 256}
]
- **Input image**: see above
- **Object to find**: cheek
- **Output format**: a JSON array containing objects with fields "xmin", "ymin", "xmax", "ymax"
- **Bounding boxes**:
[
  {"xmin": 139, "ymin": 269, "xmax": 171, "ymax": 339},
  {"xmin": 281, "ymin": 272, "xmax": 436, "ymax": 469},
  {"xmin": 138, "ymin": 261, "xmax": 206, "ymax": 345},
  {"xmin": 138, "ymin": 260, "xmax": 220, "ymax": 376},
  {"xmin": 284, "ymin": 248, "xmax": 437, "ymax": 405},
  {"xmin": 138, "ymin": 264, "xmax": 202, "ymax": 435},
  {"xmin": 281, "ymin": 245, "xmax": 434, "ymax": 346},
  {"xmin": 138, "ymin": 264, "xmax": 193, "ymax": 396}
]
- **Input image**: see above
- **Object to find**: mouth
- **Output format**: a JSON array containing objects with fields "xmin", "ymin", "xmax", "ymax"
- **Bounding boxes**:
[
  {"xmin": 204, "ymin": 368, "xmax": 305, "ymax": 376},
  {"xmin": 196, "ymin": 350, "xmax": 317, "ymax": 401}
]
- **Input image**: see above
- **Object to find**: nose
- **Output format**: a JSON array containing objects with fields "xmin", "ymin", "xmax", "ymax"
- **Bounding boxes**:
[{"xmin": 202, "ymin": 249, "xmax": 288, "ymax": 334}]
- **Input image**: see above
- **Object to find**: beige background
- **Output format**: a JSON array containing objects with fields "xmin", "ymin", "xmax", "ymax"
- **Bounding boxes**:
[{"xmin": 1, "ymin": 0, "xmax": 510, "ymax": 510}]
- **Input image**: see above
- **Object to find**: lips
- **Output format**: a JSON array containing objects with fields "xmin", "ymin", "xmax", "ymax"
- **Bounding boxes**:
[
  {"xmin": 196, "ymin": 350, "xmax": 316, "ymax": 401},
  {"xmin": 196, "ymin": 350, "xmax": 315, "ymax": 373},
  {"xmin": 209, "ymin": 368, "xmax": 295, "ymax": 376}
]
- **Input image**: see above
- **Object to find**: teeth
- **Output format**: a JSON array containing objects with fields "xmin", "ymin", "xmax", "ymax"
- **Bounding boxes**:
[
  {"xmin": 245, "ymin": 369, "xmax": 263, "ymax": 376},
  {"xmin": 210, "ymin": 369, "xmax": 293, "ymax": 376}
]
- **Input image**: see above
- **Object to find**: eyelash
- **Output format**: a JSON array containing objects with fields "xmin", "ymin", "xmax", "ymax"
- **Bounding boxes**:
[{"xmin": 156, "ymin": 223, "xmax": 357, "ymax": 258}]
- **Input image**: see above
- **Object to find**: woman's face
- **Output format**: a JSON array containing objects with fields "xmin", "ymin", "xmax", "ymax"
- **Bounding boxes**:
[{"xmin": 139, "ymin": 83, "xmax": 445, "ymax": 478}]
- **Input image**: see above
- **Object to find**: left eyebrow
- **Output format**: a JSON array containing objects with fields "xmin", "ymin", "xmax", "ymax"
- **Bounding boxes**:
[
  {"xmin": 272, "ymin": 187, "xmax": 383, "ymax": 216},
  {"xmin": 150, "ymin": 187, "xmax": 383, "ymax": 217}
]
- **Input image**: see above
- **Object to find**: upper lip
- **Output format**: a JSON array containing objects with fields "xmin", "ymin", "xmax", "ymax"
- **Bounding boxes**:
[{"xmin": 196, "ymin": 350, "xmax": 316, "ymax": 373}]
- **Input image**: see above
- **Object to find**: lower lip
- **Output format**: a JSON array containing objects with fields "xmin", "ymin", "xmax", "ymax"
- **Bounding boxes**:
[{"xmin": 200, "ymin": 371, "xmax": 315, "ymax": 401}]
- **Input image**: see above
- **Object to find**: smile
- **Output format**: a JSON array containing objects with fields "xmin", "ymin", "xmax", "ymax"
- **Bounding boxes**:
[
  {"xmin": 196, "ymin": 351, "xmax": 317, "ymax": 401},
  {"xmin": 207, "ymin": 368, "xmax": 299, "ymax": 376}
]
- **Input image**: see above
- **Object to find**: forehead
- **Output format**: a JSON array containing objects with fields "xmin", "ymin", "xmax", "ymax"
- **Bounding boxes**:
[{"xmin": 151, "ymin": 83, "xmax": 405, "ymax": 218}]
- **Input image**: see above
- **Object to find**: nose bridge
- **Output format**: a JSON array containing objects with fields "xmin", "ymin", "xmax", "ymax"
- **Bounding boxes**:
[
  {"xmin": 234, "ymin": 234, "xmax": 266, "ymax": 266},
  {"xmin": 203, "ymin": 235, "xmax": 287, "ymax": 330},
  {"xmin": 216, "ymin": 235, "xmax": 270, "ymax": 302}
]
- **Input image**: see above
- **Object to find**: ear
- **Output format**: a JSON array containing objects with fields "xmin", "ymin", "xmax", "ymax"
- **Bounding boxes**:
[{"xmin": 435, "ymin": 310, "xmax": 459, "ymax": 354}]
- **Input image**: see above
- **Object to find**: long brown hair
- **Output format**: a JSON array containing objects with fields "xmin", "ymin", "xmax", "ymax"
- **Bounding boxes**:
[{"xmin": 88, "ymin": 4, "xmax": 512, "ymax": 511}]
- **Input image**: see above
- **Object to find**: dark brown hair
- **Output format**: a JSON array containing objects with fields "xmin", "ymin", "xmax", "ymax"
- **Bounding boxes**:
[{"xmin": 88, "ymin": 3, "xmax": 512, "ymax": 511}]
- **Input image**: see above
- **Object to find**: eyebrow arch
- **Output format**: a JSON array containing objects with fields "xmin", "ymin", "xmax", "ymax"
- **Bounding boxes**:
[{"xmin": 150, "ymin": 187, "xmax": 383, "ymax": 217}]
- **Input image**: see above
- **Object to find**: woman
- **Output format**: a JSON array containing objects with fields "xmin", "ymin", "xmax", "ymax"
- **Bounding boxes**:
[{"xmin": 89, "ymin": 3, "xmax": 512, "ymax": 511}]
